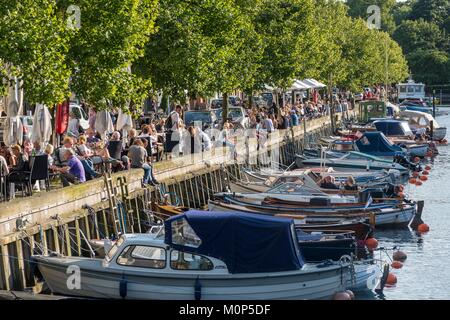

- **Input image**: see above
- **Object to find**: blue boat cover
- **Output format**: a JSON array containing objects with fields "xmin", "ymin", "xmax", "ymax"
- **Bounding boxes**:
[
  {"xmin": 373, "ymin": 119, "xmax": 412, "ymax": 136},
  {"xmin": 356, "ymin": 131, "xmax": 404, "ymax": 157},
  {"xmin": 164, "ymin": 210, "xmax": 303, "ymax": 274}
]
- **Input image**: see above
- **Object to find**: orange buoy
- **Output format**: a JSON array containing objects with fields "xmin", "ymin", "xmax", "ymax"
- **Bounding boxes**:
[
  {"xmin": 426, "ymin": 151, "xmax": 433, "ymax": 157},
  {"xmin": 345, "ymin": 290, "xmax": 355, "ymax": 300},
  {"xmin": 398, "ymin": 185, "xmax": 404, "ymax": 192},
  {"xmin": 415, "ymin": 180, "xmax": 423, "ymax": 186},
  {"xmin": 412, "ymin": 172, "xmax": 419, "ymax": 178},
  {"xmin": 391, "ymin": 261, "xmax": 403, "ymax": 269},
  {"xmin": 398, "ymin": 192, "xmax": 404, "ymax": 198},
  {"xmin": 409, "ymin": 178, "xmax": 417, "ymax": 184},
  {"xmin": 422, "ymin": 170, "xmax": 429, "ymax": 175},
  {"xmin": 420, "ymin": 175, "xmax": 428, "ymax": 181},
  {"xmin": 418, "ymin": 223, "xmax": 430, "ymax": 233},
  {"xmin": 386, "ymin": 273, "xmax": 397, "ymax": 286},
  {"xmin": 413, "ymin": 157, "xmax": 420, "ymax": 163},
  {"xmin": 425, "ymin": 165, "xmax": 432, "ymax": 171},
  {"xmin": 393, "ymin": 250, "xmax": 407, "ymax": 262},
  {"xmin": 334, "ymin": 291, "xmax": 351, "ymax": 300},
  {"xmin": 366, "ymin": 237, "xmax": 378, "ymax": 250}
]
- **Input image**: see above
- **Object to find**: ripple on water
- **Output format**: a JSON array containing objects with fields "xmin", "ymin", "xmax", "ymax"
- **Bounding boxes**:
[{"xmin": 358, "ymin": 114, "xmax": 450, "ymax": 300}]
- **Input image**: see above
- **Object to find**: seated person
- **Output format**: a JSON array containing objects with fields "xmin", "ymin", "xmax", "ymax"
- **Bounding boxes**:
[
  {"xmin": 343, "ymin": 176, "xmax": 358, "ymax": 191},
  {"xmin": 319, "ymin": 175, "xmax": 339, "ymax": 190},
  {"xmin": 128, "ymin": 139, "xmax": 159, "ymax": 186},
  {"xmin": 51, "ymin": 149, "xmax": 86, "ymax": 187}
]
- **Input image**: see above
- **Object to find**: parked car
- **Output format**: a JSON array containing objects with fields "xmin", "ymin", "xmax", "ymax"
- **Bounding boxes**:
[
  {"xmin": 228, "ymin": 96, "xmax": 242, "ymax": 106},
  {"xmin": 211, "ymin": 99, "xmax": 223, "ymax": 109},
  {"xmin": 214, "ymin": 106, "xmax": 249, "ymax": 129},
  {"xmin": 183, "ymin": 110, "xmax": 218, "ymax": 131},
  {"xmin": 261, "ymin": 92, "xmax": 274, "ymax": 106},
  {"xmin": 69, "ymin": 103, "xmax": 90, "ymax": 130}
]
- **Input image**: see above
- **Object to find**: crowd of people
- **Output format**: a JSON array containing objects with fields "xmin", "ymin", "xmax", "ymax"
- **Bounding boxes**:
[{"xmin": 0, "ymin": 92, "xmax": 353, "ymax": 199}]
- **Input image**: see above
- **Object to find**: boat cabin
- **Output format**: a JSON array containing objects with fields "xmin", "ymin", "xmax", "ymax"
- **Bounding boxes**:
[
  {"xmin": 400, "ymin": 110, "xmax": 447, "ymax": 141},
  {"xmin": 397, "ymin": 79, "xmax": 425, "ymax": 102},
  {"xmin": 358, "ymin": 101, "xmax": 386, "ymax": 123},
  {"xmin": 373, "ymin": 119, "xmax": 414, "ymax": 137},
  {"xmin": 400, "ymin": 110, "xmax": 440, "ymax": 130}
]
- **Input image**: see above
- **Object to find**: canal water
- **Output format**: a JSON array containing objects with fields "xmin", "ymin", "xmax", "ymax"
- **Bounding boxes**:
[{"xmin": 359, "ymin": 112, "xmax": 450, "ymax": 300}]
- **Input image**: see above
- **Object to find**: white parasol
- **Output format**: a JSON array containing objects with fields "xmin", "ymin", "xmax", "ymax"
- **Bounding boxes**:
[
  {"xmin": 31, "ymin": 103, "xmax": 53, "ymax": 145},
  {"xmin": 94, "ymin": 110, "xmax": 114, "ymax": 140}
]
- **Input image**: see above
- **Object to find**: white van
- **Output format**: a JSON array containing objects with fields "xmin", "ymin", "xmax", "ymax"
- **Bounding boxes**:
[{"xmin": 69, "ymin": 103, "xmax": 90, "ymax": 130}]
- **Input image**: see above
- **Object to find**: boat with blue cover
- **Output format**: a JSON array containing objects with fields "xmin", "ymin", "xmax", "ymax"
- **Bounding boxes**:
[
  {"xmin": 373, "ymin": 119, "xmax": 430, "ymax": 157},
  {"xmin": 33, "ymin": 211, "xmax": 351, "ymax": 300}
]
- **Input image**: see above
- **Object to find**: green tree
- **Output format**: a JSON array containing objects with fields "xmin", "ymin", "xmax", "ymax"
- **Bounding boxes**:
[
  {"xmin": 409, "ymin": 0, "xmax": 450, "ymax": 27},
  {"xmin": 346, "ymin": 0, "xmax": 397, "ymax": 34},
  {"xmin": 393, "ymin": 19, "xmax": 446, "ymax": 54},
  {"xmin": 64, "ymin": 0, "xmax": 158, "ymax": 111},
  {"xmin": 254, "ymin": 0, "xmax": 315, "ymax": 91},
  {"xmin": 407, "ymin": 49, "xmax": 450, "ymax": 84},
  {"xmin": 392, "ymin": 0, "xmax": 415, "ymax": 26},
  {"xmin": 0, "ymin": 0, "xmax": 72, "ymax": 105}
]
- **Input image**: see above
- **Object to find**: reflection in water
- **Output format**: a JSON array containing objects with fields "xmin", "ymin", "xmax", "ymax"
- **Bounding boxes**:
[{"xmin": 356, "ymin": 114, "xmax": 450, "ymax": 300}]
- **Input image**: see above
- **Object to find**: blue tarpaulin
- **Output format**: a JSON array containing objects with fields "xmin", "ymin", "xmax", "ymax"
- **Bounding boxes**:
[
  {"xmin": 164, "ymin": 211, "xmax": 303, "ymax": 274},
  {"xmin": 373, "ymin": 119, "xmax": 413, "ymax": 136},
  {"xmin": 356, "ymin": 132, "xmax": 405, "ymax": 157}
]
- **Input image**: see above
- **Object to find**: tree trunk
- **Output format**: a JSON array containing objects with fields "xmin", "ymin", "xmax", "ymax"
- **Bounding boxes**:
[
  {"xmin": 247, "ymin": 90, "xmax": 253, "ymax": 109},
  {"xmin": 222, "ymin": 92, "xmax": 228, "ymax": 127}
]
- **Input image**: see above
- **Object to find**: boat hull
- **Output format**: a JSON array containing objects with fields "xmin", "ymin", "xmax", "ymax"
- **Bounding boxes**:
[
  {"xmin": 208, "ymin": 200, "xmax": 416, "ymax": 229},
  {"xmin": 346, "ymin": 262, "xmax": 383, "ymax": 292},
  {"xmin": 33, "ymin": 256, "xmax": 348, "ymax": 300}
]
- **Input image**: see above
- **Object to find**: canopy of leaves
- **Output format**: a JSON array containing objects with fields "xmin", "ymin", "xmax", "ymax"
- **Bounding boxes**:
[
  {"xmin": 346, "ymin": 0, "xmax": 397, "ymax": 34},
  {"xmin": 65, "ymin": 0, "xmax": 158, "ymax": 110},
  {"xmin": 393, "ymin": 19, "xmax": 447, "ymax": 55},
  {"xmin": 0, "ymin": 0, "xmax": 72, "ymax": 105}
]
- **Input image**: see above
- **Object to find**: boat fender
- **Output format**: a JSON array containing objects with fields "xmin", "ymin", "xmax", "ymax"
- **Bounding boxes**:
[
  {"xmin": 195, "ymin": 276, "xmax": 202, "ymax": 300},
  {"xmin": 119, "ymin": 274, "xmax": 127, "ymax": 299}
]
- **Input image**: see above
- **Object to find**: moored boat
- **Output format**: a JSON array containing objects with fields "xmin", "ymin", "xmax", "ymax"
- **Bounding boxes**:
[{"xmin": 33, "ymin": 211, "xmax": 350, "ymax": 300}]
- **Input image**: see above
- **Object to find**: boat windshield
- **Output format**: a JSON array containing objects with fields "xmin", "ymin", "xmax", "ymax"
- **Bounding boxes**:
[
  {"xmin": 267, "ymin": 183, "xmax": 328, "ymax": 197},
  {"xmin": 264, "ymin": 176, "xmax": 305, "ymax": 187},
  {"xmin": 171, "ymin": 218, "xmax": 202, "ymax": 248},
  {"xmin": 105, "ymin": 236, "xmax": 125, "ymax": 261},
  {"xmin": 400, "ymin": 122, "xmax": 413, "ymax": 135}
]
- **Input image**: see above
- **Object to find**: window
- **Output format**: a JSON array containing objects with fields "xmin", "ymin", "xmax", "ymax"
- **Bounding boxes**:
[
  {"xmin": 171, "ymin": 218, "xmax": 202, "ymax": 248},
  {"xmin": 117, "ymin": 245, "xmax": 166, "ymax": 269},
  {"xmin": 399, "ymin": 86, "xmax": 406, "ymax": 93},
  {"xmin": 105, "ymin": 236, "xmax": 125, "ymax": 261},
  {"xmin": 407, "ymin": 86, "xmax": 414, "ymax": 93},
  {"xmin": 415, "ymin": 86, "xmax": 423, "ymax": 93},
  {"xmin": 170, "ymin": 250, "xmax": 213, "ymax": 271}
]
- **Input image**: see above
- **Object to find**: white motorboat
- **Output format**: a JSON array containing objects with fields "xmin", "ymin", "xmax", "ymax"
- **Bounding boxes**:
[
  {"xmin": 33, "ymin": 211, "xmax": 350, "ymax": 300},
  {"xmin": 400, "ymin": 109, "xmax": 447, "ymax": 141}
]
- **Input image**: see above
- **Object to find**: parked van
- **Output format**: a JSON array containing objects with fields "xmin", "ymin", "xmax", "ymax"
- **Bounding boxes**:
[{"xmin": 69, "ymin": 103, "xmax": 90, "ymax": 130}]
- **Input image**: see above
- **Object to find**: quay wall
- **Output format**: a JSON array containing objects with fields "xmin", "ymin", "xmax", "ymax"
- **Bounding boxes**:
[{"xmin": 0, "ymin": 112, "xmax": 349, "ymax": 291}]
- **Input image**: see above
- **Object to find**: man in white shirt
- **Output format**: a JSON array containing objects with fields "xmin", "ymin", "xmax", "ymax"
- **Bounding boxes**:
[{"xmin": 199, "ymin": 129, "xmax": 212, "ymax": 151}]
